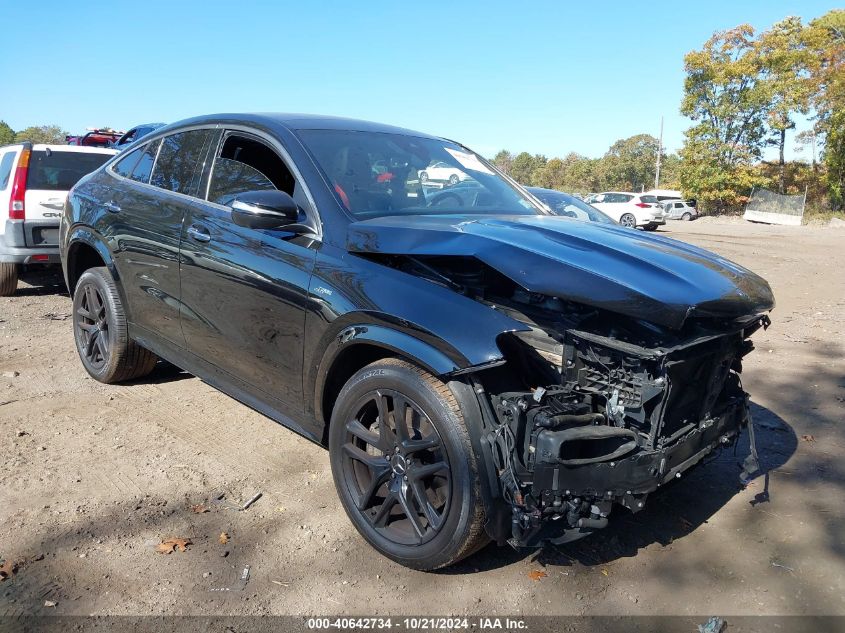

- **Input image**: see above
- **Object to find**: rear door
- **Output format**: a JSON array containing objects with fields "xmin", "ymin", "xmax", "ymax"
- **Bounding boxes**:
[
  {"xmin": 25, "ymin": 147, "xmax": 115, "ymax": 246},
  {"xmin": 107, "ymin": 128, "xmax": 215, "ymax": 349}
]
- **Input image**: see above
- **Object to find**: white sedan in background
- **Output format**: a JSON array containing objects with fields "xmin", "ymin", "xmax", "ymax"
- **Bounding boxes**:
[
  {"xmin": 418, "ymin": 161, "xmax": 468, "ymax": 185},
  {"xmin": 589, "ymin": 192, "xmax": 666, "ymax": 230}
]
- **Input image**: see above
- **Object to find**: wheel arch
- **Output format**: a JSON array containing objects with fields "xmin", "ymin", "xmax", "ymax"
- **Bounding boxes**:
[
  {"xmin": 64, "ymin": 228, "xmax": 117, "ymax": 294},
  {"xmin": 314, "ymin": 324, "xmax": 465, "ymax": 445}
]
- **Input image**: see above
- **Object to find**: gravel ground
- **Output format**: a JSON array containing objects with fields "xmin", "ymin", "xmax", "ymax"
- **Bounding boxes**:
[{"xmin": 0, "ymin": 219, "xmax": 843, "ymax": 617}]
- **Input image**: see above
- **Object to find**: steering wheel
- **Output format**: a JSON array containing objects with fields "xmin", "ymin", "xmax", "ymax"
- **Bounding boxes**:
[{"xmin": 426, "ymin": 191, "xmax": 464, "ymax": 208}]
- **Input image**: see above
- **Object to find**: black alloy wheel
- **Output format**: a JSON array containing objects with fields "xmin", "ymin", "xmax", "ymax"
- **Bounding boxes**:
[
  {"xmin": 329, "ymin": 358, "xmax": 487, "ymax": 570},
  {"xmin": 72, "ymin": 267, "xmax": 158, "ymax": 383},
  {"xmin": 340, "ymin": 388, "xmax": 451, "ymax": 545},
  {"xmin": 76, "ymin": 282, "xmax": 110, "ymax": 370}
]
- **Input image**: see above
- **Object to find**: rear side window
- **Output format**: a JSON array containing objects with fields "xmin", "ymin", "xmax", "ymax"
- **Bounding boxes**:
[
  {"xmin": 0, "ymin": 151, "xmax": 15, "ymax": 190},
  {"xmin": 113, "ymin": 147, "xmax": 143, "ymax": 178},
  {"xmin": 129, "ymin": 139, "xmax": 160, "ymax": 184},
  {"xmin": 27, "ymin": 151, "xmax": 112, "ymax": 191},
  {"xmin": 150, "ymin": 130, "xmax": 213, "ymax": 195}
]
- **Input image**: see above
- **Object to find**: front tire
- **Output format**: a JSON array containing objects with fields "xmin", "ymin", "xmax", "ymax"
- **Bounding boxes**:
[
  {"xmin": 448, "ymin": 174, "xmax": 459, "ymax": 185},
  {"xmin": 329, "ymin": 358, "xmax": 488, "ymax": 570},
  {"xmin": 419, "ymin": 171, "xmax": 429, "ymax": 183},
  {"xmin": 72, "ymin": 267, "xmax": 158, "ymax": 383},
  {"xmin": 0, "ymin": 263, "xmax": 18, "ymax": 296}
]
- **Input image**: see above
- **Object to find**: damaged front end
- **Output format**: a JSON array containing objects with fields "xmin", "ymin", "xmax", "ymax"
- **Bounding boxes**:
[
  {"xmin": 400, "ymin": 255, "xmax": 770, "ymax": 548},
  {"xmin": 346, "ymin": 215, "xmax": 775, "ymax": 548},
  {"xmin": 480, "ymin": 293, "xmax": 769, "ymax": 547}
]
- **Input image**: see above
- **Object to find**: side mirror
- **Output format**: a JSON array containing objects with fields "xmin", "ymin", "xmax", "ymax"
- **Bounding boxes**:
[{"xmin": 231, "ymin": 190, "xmax": 301, "ymax": 231}]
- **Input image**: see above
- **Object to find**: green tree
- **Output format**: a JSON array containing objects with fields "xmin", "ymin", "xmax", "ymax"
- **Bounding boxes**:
[
  {"xmin": 680, "ymin": 25, "xmax": 772, "ymax": 211},
  {"xmin": 14, "ymin": 124, "xmax": 68, "ymax": 144},
  {"xmin": 491, "ymin": 150, "xmax": 514, "ymax": 175},
  {"xmin": 756, "ymin": 16, "xmax": 813, "ymax": 193},
  {"xmin": 803, "ymin": 9, "xmax": 845, "ymax": 208},
  {"xmin": 509, "ymin": 152, "xmax": 547, "ymax": 184},
  {"xmin": 0, "ymin": 120, "xmax": 14, "ymax": 146},
  {"xmin": 601, "ymin": 134, "xmax": 660, "ymax": 191}
]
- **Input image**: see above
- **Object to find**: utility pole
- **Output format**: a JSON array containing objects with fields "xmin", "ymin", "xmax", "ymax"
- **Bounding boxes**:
[{"xmin": 654, "ymin": 115, "xmax": 663, "ymax": 189}]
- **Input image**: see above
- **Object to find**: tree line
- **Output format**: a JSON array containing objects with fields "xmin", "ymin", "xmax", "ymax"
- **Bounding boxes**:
[
  {"xmin": 0, "ymin": 122, "xmax": 69, "ymax": 146},
  {"xmin": 491, "ymin": 135, "xmax": 681, "ymax": 196},
  {"xmin": 492, "ymin": 9, "xmax": 844, "ymax": 214}
]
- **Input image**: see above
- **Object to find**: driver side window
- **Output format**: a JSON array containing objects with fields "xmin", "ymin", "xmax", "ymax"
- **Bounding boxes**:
[{"xmin": 207, "ymin": 133, "xmax": 296, "ymax": 207}]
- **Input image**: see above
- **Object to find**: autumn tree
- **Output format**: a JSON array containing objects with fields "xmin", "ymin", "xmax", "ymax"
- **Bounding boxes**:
[
  {"xmin": 680, "ymin": 25, "xmax": 772, "ymax": 211},
  {"xmin": 756, "ymin": 16, "xmax": 813, "ymax": 193},
  {"xmin": 803, "ymin": 9, "xmax": 845, "ymax": 208}
]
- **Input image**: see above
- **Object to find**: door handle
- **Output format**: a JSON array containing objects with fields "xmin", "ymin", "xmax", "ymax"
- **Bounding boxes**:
[
  {"xmin": 187, "ymin": 225, "xmax": 211, "ymax": 242},
  {"xmin": 104, "ymin": 201, "xmax": 121, "ymax": 213}
]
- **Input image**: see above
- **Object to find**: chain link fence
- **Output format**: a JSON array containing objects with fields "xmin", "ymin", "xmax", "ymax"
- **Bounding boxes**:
[{"xmin": 744, "ymin": 187, "xmax": 807, "ymax": 226}]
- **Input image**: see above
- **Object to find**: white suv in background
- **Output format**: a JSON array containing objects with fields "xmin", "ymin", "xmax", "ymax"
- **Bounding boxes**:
[
  {"xmin": 663, "ymin": 199, "xmax": 699, "ymax": 220},
  {"xmin": 0, "ymin": 142, "xmax": 116, "ymax": 295},
  {"xmin": 589, "ymin": 192, "xmax": 666, "ymax": 230}
]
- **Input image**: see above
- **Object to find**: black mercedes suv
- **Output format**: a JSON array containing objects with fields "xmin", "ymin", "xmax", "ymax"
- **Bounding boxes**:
[{"xmin": 60, "ymin": 113, "xmax": 774, "ymax": 570}]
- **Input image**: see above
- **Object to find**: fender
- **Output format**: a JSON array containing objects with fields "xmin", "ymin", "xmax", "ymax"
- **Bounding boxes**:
[
  {"xmin": 63, "ymin": 226, "xmax": 124, "ymax": 302},
  {"xmin": 312, "ymin": 321, "xmax": 467, "ymax": 426}
]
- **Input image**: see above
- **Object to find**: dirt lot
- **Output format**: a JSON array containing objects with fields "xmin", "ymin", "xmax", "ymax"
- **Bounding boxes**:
[{"xmin": 1, "ymin": 219, "xmax": 844, "ymax": 617}]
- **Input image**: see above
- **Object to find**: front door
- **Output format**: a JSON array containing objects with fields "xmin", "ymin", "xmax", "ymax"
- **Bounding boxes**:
[{"xmin": 178, "ymin": 131, "xmax": 317, "ymax": 413}]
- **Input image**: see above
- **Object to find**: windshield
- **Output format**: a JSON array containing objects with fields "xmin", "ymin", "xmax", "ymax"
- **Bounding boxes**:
[
  {"xmin": 296, "ymin": 129, "xmax": 544, "ymax": 219},
  {"xmin": 527, "ymin": 188, "xmax": 616, "ymax": 225}
]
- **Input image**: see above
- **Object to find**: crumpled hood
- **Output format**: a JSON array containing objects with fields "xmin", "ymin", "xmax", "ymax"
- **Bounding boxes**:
[{"xmin": 347, "ymin": 214, "xmax": 775, "ymax": 330}]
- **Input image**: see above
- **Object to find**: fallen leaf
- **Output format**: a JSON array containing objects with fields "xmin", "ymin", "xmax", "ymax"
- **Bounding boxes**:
[
  {"xmin": 0, "ymin": 559, "xmax": 18, "ymax": 581},
  {"xmin": 219, "ymin": 532, "xmax": 229, "ymax": 545},
  {"xmin": 155, "ymin": 538, "xmax": 192, "ymax": 554},
  {"xmin": 801, "ymin": 434, "xmax": 815, "ymax": 442},
  {"xmin": 527, "ymin": 569, "xmax": 547, "ymax": 581},
  {"xmin": 191, "ymin": 504, "xmax": 209, "ymax": 514},
  {"xmin": 601, "ymin": 568, "xmax": 609, "ymax": 576}
]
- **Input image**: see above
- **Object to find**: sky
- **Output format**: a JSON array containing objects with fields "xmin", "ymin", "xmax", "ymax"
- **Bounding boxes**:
[{"xmin": 0, "ymin": 0, "xmax": 834, "ymax": 160}]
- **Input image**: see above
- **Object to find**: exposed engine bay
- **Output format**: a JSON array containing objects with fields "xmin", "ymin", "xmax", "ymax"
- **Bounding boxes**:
[{"xmin": 394, "ymin": 254, "xmax": 770, "ymax": 546}]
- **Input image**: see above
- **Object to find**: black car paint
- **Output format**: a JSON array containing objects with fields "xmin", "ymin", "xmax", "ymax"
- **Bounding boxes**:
[
  {"xmin": 61, "ymin": 113, "xmax": 774, "ymax": 548},
  {"xmin": 347, "ymin": 214, "xmax": 774, "ymax": 330}
]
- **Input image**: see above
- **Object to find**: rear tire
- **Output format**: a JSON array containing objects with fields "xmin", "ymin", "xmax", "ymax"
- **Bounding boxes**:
[
  {"xmin": 682, "ymin": 212, "xmax": 692, "ymax": 221},
  {"xmin": 72, "ymin": 267, "xmax": 159, "ymax": 383},
  {"xmin": 329, "ymin": 358, "xmax": 488, "ymax": 570},
  {"xmin": 0, "ymin": 263, "xmax": 18, "ymax": 296},
  {"xmin": 619, "ymin": 213, "xmax": 636, "ymax": 228}
]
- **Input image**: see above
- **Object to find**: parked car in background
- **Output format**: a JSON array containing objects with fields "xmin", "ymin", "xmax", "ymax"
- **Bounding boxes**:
[
  {"xmin": 66, "ymin": 128, "xmax": 124, "ymax": 148},
  {"xmin": 642, "ymin": 188, "xmax": 684, "ymax": 204},
  {"xmin": 418, "ymin": 160, "xmax": 468, "ymax": 185},
  {"xmin": 60, "ymin": 113, "xmax": 774, "ymax": 571},
  {"xmin": 663, "ymin": 199, "xmax": 699, "ymax": 220},
  {"xmin": 526, "ymin": 187, "xmax": 616, "ymax": 224},
  {"xmin": 589, "ymin": 192, "xmax": 666, "ymax": 230},
  {"xmin": 113, "ymin": 123, "xmax": 166, "ymax": 150},
  {"xmin": 0, "ymin": 142, "xmax": 116, "ymax": 294}
]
